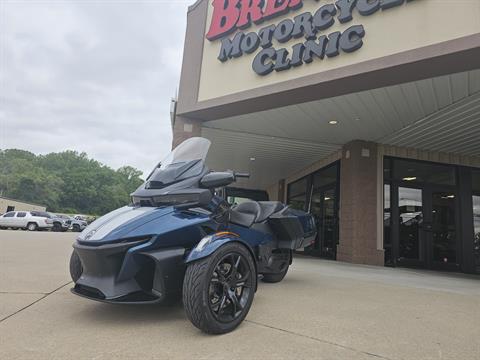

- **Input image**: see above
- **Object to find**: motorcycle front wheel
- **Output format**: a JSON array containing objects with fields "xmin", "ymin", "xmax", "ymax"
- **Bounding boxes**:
[{"xmin": 183, "ymin": 242, "xmax": 256, "ymax": 334}]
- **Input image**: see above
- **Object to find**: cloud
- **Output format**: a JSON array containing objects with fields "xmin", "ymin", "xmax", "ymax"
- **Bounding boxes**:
[{"xmin": 1, "ymin": 0, "xmax": 192, "ymax": 175}]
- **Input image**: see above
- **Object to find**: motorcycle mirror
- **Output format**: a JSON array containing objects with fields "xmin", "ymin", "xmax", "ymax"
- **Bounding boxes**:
[{"xmin": 200, "ymin": 172, "xmax": 235, "ymax": 188}]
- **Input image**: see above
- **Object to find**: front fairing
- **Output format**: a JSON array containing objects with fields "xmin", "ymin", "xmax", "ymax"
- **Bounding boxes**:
[
  {"xmin": 72, "ymin": 204, "xmax": 217, "ymax": 302},
  {"xmin": 77, "ymin": 205, "xmax": 211, "ymax": 246}
]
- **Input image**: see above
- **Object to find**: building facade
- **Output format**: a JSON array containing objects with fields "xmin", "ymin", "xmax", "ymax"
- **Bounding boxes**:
[
  {"xmin": 175, "ymin": 0, "xmax": 480, "ymax": 274},
  {"xmin": 0, "ymin": 196, "xmax": 47, "ymax": 214}
]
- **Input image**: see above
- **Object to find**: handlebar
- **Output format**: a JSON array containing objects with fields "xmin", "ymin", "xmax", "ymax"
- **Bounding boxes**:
[{"xmin": 235, "ymin": 172, "xmax": 250, "ymax": 179}]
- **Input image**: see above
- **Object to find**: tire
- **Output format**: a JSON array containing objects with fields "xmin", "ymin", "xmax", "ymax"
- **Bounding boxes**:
[
  {"xmin": 72, "ymin": 224, "xmax": 81, "ymax": 232},
  {"xmin": 69, "ymin": 251, "xmax": 83, "ymax": 283},
  {"xmin": 52, "ymin": 223, "xmax": 62, "ymax": 232},
  {"xmin": 183, "ymin": 242, "xmax": 256, "ymax": 334},
  {"xmin": 261, "ymin": 265, "xmax": 289, "ymax": 283},
  {"xmin": 27, "ymin": 223, "xmax": 37, "ymax": 231}
]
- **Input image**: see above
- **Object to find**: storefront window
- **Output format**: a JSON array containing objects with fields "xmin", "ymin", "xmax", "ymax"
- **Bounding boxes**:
[
  {"xmin": 225, "ymin": 188, "xmax": 269, "ymax": 205},
  {"xmin": 472, "ymin": 170, "xmax": 480, "ymax": 193},
  {"xmin": 312, "ymin": 165, "xmax": 338, "ymax": 189},
  {"xmin": 287, "ymin": 177, "xmax": 308, "ymax": 211},
  {"xmin": 287, "ymin": 162, "xmax": 340, "ymax": 259},
  {"xmin": 384, "ymin": 158, "xmax": 392, "ymax": 181},
  {"xmin": 393, "ymin": 159, "xmax": 456, "ymax": 185}
]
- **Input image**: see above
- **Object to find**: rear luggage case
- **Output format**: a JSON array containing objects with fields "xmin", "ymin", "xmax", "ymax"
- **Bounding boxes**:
[{"xmin": 268, "ymin": 207, "xmax": 316, "ymax": 249}]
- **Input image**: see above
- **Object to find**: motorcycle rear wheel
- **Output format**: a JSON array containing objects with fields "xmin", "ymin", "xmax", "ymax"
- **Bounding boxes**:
[{"xmin": 261, "ymin": 266, "xmax": 289, "ymax": 283}]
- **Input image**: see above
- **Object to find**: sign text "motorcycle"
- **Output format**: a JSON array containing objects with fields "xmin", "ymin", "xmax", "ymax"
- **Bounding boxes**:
[{"xmin": 206, "ymin": 0, "xmax": 415, "ymax": 76}]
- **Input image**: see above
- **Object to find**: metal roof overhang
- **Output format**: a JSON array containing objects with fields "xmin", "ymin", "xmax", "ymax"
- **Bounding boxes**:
[{"xmin": 201, "ymin": 69, "xmax": 480, "ymax": 189}]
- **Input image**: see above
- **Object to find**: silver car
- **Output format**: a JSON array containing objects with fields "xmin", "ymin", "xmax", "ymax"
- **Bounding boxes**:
[{"xmin": 0, "ymin": 211, "xmax": 54, "ymax": 231}]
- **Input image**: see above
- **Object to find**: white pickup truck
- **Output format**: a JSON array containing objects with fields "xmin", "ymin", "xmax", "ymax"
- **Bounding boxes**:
[{"xmin": 0, "ymin": 211, "xmax": 54, "ymax": 231}]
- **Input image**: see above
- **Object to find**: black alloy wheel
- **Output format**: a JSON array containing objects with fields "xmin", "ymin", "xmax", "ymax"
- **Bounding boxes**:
[
  {"xmin": 72, "ymin": 224, "xmax": 81, "ymax": 232},
  {"xmin": 183, "ymin": 242, "xmax": 256, "ymax": 334},
  {"xmin": 208, "ymin": 252, "xmax": 252, "ymax": 323}
]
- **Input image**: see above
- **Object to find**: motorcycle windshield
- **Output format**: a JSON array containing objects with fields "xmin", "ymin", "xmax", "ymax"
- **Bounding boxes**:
[{"xmin": 147, "ymin": 137, "xmax": 211, "ymax": 189}]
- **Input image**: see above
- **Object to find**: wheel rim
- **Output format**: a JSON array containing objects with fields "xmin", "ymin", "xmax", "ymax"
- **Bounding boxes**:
[{"xmin": 208, "ymin": 252, "xmax": 252, "ymax": 323}]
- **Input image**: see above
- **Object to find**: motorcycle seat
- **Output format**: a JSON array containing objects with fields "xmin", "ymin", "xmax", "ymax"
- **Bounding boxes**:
[{"xmin": 231, "ymin": 201, "xmax": 285, "ymax": 227}]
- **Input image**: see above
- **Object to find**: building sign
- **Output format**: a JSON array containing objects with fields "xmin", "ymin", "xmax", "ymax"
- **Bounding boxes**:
[{"xmin": 205, "ymin": 0, "xmax": 415, "ymax": 76}]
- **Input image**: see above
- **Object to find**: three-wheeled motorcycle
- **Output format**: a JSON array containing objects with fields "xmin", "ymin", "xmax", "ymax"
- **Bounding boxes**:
[{"xmin": 70, "ymin": 137, "xmax": 316, "ymax": 334}]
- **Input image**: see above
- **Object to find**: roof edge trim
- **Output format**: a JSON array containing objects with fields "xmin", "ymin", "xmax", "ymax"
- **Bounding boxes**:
[{"xmin": 188, "ymin": 0, "xmax": 207, "ymax": 13}]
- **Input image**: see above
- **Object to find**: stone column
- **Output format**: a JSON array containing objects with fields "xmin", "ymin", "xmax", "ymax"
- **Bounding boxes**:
[
  {"xmin": 172, "ymin": 116, "xmax": 202, "ymax": 149},
  {"xmin": 337, "ymin": 140, "xmax": 384, "ymax": 266}
]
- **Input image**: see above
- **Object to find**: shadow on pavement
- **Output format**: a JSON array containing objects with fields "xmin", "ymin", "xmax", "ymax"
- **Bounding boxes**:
[{"xmin": 75, "ymin": 301, "xmax": 186, "ymax": 325}]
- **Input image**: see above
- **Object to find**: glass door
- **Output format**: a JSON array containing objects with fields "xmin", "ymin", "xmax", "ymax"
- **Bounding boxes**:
[
  {"xmin": 309, "ymin": 187, "xmax": 337, "ymax": 259},
  {"xmin": 395, "ymin": 186, "xmax": 459, "ymax": 270},
  {"xmin": 473, "ymin": 195, "xmax": 480, "ymax": 271},
  {"xmin": 397, "ymin": 186, "xmax": 425, "ymax": 267},
  {"xmin": 428, "ymin": 190, "xmax": 459, "ymax": 270},
  {"xmin": 322, "ymin": 189, "xmax": 337, "ymax": 259}
]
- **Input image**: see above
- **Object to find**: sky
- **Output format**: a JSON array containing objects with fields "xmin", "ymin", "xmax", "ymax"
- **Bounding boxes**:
[{"xmin": 0, "ymin": 0, "xmax": 193, "ymax": 175}]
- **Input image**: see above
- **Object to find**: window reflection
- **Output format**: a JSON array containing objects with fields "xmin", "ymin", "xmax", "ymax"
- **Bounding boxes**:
[
  {"xmin": 472, "ymin": 171, "xmax": 480, "ymax": 193},
  {"xmin": 287, "ymin": 163, "xmax": 339, "ymax": 259},
  {"xmin": 473, "ymin": 195, "xmax": 480, "ymax": 269},
  {"xmin": 431, "ymin": 192, "xmax": 457, "ymax": 264},
  {"xmin": 393, "ymin": 159, "xmax": 456, "ymax": 185},
  {"xmin": 323, "ymin": 189, "xmax": 337, "ymax": 258},
  {"xmin": 313, "ymin": 166, "xmax": 338, "ymax": 189},
  {"xmin": 384, "ymin": 184, "xmax": 393, "ymax": 265},
  {"xmin": 398, "ymin": 187, "xmax": 423, "ymax": 261},
  {"xmin": 287, "ymin": 178, "xmax": 308, "ymax": 211},
  {"xmin": 472, "ymin": 170, "xmax": 480, "ymax": 271}
]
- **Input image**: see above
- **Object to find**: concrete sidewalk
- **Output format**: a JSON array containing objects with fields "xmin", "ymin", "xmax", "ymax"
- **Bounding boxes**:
[{"xmin": 1, "ymin": 230, "xmax": 479, "ymax": 359}]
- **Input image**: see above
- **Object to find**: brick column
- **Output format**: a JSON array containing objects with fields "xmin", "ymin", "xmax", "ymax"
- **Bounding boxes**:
[
  {"xmin": 172, "ymin": 116, "xmax": 202, "ymax": 149},
  {"xmin": 337, "ymin": 140, "xmax": 384, "ymax": 266}
]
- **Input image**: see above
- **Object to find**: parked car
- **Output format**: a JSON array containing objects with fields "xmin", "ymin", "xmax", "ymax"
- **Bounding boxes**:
[
  {"xmin": 51, "ymin": 214, "xmax": 70, "ymax": 232},
  {"xmin": 73, "ymin": 215, "xmax": 94, "ymax": 225},
  {"xmin": 0, "ymin": 211, "xmax": 54, "ymax": 231},
  {"xmin": 53, "ymin": 214, "xmax": 87, "ymax": 232},
  {"xmin": 69, "ymin": 217, "xmax": 88, "ymax": 232}
]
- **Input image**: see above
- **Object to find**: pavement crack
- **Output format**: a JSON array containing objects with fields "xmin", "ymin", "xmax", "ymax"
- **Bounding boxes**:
[
  {"xmin": 0, "ymin": 281, "xmax": 72, "ymax": 323},
  {"xmin": 245, "ymin": 319, "xmax": 395, "ymax": 360}
]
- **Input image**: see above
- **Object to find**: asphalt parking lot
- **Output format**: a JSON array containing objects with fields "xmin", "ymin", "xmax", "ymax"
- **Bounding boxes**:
[{"xmin": 1, "ymin": 230, "xmax": 479, "ymax": 360}]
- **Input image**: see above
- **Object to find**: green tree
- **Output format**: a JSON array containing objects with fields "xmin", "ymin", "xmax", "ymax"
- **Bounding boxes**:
[{"xmin": 0, "ymin": 149, "xmax": 144, "ymax": 216}]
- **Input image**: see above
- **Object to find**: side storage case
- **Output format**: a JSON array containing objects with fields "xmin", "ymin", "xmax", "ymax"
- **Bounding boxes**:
[{"xmin": 268, "ymin": 207, "xmax": 316, "ymax": 249}]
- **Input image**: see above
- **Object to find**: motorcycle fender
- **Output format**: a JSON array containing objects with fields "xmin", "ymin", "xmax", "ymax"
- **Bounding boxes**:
[{"xmin": 185, "ymin": 232, "xmax": 254, "ymax": 265}]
